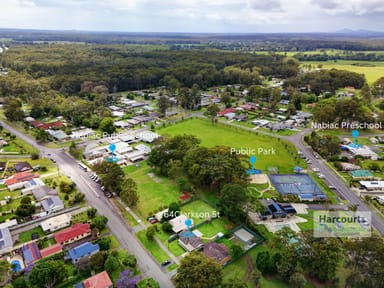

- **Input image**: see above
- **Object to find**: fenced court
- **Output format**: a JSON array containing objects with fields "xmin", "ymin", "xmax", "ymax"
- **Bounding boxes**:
[{"xmin": 269, "ymin": 174, "xmax": 325, "ymax": 199}]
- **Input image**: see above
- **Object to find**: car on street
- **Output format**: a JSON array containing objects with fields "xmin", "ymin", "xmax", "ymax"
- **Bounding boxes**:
[
  {"xmin": 312, "ymin": 167, "xmax": 320, "ymax": 172},
  {"xmin": 161, "ymin": 260, "xmax": 171, "ymax": 267}
]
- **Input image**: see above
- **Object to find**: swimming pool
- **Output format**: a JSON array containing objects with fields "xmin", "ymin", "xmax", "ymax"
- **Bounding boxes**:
[{"xmin": 11, "ymin": 260, "xmax": 22, "ymax": 272}]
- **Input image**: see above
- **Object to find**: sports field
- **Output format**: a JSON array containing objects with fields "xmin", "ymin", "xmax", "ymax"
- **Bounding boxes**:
[
  {"xmin": 158, "ymin": 118, "xmax": 303, "ymax": 173},
  {"xmin": 301, "ymin": 60, "xmax": 384, "ymax": 84}
]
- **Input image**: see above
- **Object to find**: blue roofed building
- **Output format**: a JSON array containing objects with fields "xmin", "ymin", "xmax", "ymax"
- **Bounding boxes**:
[{"xmin": 68, "ymin": 242, "xmax": 99, "ymax": 264}]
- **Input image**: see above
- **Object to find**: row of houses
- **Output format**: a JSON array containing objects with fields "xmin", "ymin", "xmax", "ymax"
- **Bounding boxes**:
[
  {"xmin": 3, "ymin": 170, "xmax": 65, "ymax": 216},
  {"xmin": 83, "ymin": 131, "xmax": 158, "ymax": 165}
]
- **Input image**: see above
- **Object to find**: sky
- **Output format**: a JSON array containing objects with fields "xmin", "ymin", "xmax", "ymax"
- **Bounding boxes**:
[{"xmin": 0, "ymin": 0, "xmax": 384, "ymax": 33}]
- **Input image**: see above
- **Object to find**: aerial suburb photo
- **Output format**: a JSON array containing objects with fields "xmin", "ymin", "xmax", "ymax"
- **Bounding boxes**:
[{"xmin": 0, "ymin": 1, "xmax": 384, "ymax": 288}]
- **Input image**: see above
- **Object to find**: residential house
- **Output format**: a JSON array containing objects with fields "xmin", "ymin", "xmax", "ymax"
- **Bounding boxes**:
[
  {"xmin": 5, "ymin": 171, "xmax": 40, "ymax": 191},
  {"xmin": 178, "ymin": 230, "xmax": 203, "ymax": 252},
  {"xmin": 46, "ymin": 129, "xmax": 70, "ymax": 141},
  {"xmin": 41, "ymin": 196, "xmax": 64, "ymax": 214},
  {"xmin": 40, "ymin": 213, "xmax": 71, "ymax": 233},
  {"xmin": 114, "ymin": 120, "xmax": 131, "ymax": 129},
  {"xmin": 13, "ymin": 162, "xmax": 33, "ymax": 173},
  {"xmin": 203, "ymin": 242, "xmax": 231, "ymax": 265},
  {"xmin": 31, "ymin": 186, "xmax": 58, "ymax": 201},
  {"xmin": 77, "ymin": 271, "xmax": 113, "ymax": 288},
  {"xmin": 217, "ymin": 108, "xmax": 236, "ymax": 117},
  {"xmin": 70, "ymin": 128, "xmax": 95, "ymax": 140},
  {"xmin": 54, "ymin": 223, "xmax": 91, "ymax": 245},
  {"xmin": 20, "ymin": 178, "xmax": 45, "ymax": 195},
  {"xmin": 68, "ymin": 242, "xmax": 100, "ymax": 264},
  {"xmin": 22, "ymin": 242, "xmax": 41, "ymax": 266},
  {"xmin": 169, "ymin": 215, "xmax": 189, "ymax": 234}
]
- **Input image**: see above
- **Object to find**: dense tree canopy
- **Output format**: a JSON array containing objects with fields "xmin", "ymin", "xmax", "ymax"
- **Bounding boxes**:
[
  {"xmin": 29, "ymin": 260, "xmax": 68, "ymax": 288},
  {"xmin": 174, "ymin": 252, "xmax": 223, "ymax": 288}
]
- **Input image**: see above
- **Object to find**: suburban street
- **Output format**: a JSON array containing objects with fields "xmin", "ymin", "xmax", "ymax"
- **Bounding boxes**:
[
  {"xmin": 0, "ymin": 120, "xmax": 174, "ymax": 288},
  {"xmin": 287, "ymin": 130, "xmax": 384, "ymax": 235}
]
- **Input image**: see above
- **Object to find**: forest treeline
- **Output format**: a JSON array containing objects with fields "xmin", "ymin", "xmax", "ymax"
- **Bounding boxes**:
[{"xmin": 0, "ymin": 44, "xmax": 299, "ymax": 95}]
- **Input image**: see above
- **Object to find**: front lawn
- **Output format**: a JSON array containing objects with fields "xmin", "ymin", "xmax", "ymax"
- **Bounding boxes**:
[{"xmin": 136, "ymin": 230, "xmax": 170, "ymax": 264}]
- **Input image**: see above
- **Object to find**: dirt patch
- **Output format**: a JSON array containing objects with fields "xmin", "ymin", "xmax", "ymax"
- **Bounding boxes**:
[{"xmin": 250, "ymin": 174, "xmax": 269, "ymax": 184}]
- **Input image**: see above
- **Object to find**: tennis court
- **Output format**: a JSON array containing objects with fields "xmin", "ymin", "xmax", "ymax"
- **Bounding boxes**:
[{"xmin": 269, "ymin": 174, "xmax": 326, "ymax": 200}]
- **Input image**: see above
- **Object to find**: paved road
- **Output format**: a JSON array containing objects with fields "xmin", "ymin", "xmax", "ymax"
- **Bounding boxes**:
[
  {"xmin": 287, "ymin": 130, "xmax": 384, "ymax": 234},
  {"xmin": 0, "ymin": 121, "xmax": 174, "ymax": 288}
]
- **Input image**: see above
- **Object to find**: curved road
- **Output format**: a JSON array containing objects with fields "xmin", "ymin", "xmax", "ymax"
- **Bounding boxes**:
[{"xmin": 0, "ymin": 121, "xmax": 174, "ymax": 288}]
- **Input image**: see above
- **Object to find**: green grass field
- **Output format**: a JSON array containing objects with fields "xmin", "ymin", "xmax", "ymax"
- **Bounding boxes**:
[
  {"xmin": 130, "ymin": 162, "xmax": 180, "ymax": 217},
  {"xmin": 301, "ymin": 60, "xmax": 384, "ymax": 84},
  {"xmin": 158, "ymin": 118, "xmax": 303, "ymax": 173}
]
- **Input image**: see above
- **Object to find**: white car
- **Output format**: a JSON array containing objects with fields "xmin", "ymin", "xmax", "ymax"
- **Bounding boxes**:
[
  {"xmin": 312, "ymin": 167, "xmax": 320, "ymax": 172},
  {"xmin": 317, "ymin": 174, "xmax": 325, "ymax": 179}
]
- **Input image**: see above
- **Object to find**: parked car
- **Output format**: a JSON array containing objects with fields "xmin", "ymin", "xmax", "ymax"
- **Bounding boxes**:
[
  {"xmin": 104, "ymin": 191, "xmax": 113, "ymax": 198},
  {"xmin": 148, "ymin": 216, "xmax": 158, "ymax": 224}
]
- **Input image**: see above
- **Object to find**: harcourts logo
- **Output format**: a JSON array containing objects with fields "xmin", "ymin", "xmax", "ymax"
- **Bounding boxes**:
[{"xmin": 313, "ymin": 210, "xmax": 371, "ymax": 238}]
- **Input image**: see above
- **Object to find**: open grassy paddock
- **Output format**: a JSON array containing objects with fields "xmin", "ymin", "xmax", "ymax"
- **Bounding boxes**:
[
  {"xmin": 157, "ymin": 118, "xmax": 302, "ymax": 173},
  {"xmin": 301, "ymin": 60, "xmax": 384, "ymax": 84}
]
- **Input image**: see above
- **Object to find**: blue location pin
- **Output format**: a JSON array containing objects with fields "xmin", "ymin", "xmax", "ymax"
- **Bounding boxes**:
[
  {"xmin": 109, "ymin": 144, "xmax": 116, "ymax": 160},
  {"xmin": 249, "ymin": 156, "xmax": 256, "ymax": 170},
  {"xmin": 185, "ymin": 218, "xmax": 193, "ymax": 229},
  {"xmin": 351, "ymin": 130, "xmax": 359, "ymax": 145}
]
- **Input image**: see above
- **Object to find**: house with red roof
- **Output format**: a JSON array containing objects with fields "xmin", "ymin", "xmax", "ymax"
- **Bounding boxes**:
[
  {"xmin": 31, "ymin": 120, "xmax": 65, "ymax": 130},
  {"xmin": 217, "ymin": 108, "xmax": 236, "ymax": 117},
  {"xmin": 5, "ymin": 171, "xmax": 40, "ymax": 189},
  {"xmin": 39, "ymin": 243, "xmax": 62, "ymax": 258},
  {"xmin": 54, "ymin": 223, "xmax": 91, "ymax": 245},
  {"xmin": 78, "ymin": 271, "xmax": 113, "ymax": 288}
]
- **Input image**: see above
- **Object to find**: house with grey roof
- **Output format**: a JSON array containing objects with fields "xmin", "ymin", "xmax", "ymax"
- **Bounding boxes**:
[
  {"xmin": 41, "ymin": 196, "xmax": 64, "ymax": 214},
  {"xmin": 32, "ymin": 186, "xmax": 58, "ymax": 202},
  {"xmin": 0, "ymin": 227, "xmax": 13, "ymax": 254}
]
